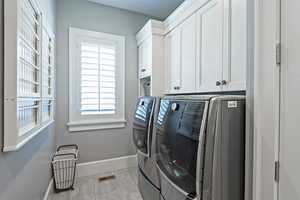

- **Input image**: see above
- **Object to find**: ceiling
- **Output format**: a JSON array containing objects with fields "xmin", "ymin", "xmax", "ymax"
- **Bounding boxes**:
[{"xmin": 87, "ymin": 0, "xmax": 185, "ymax": 20}]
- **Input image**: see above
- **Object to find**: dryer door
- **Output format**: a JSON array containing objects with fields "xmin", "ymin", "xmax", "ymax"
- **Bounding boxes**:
[
  {"xmin": 133, "ymin": 97, "xmax": 156, "ymax": 157},
  {"xmin": 156, "ymin": 99, "xmax": 208, "ymax": 198}
]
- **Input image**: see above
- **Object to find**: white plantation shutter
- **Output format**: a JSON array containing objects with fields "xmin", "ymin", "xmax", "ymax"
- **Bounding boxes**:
[
  {"xmin": 4, "ymin": 0, "xmax": 56, "ymax": 151},
  {"xmin": 68, "ymin": 28, "xmax": 125, "ymax": 131},
  {"xmin": 80, "ymin": 42, "xmax": 117, "ymax": 115}
]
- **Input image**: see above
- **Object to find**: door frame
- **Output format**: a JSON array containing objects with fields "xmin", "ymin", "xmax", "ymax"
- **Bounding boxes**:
[
  {"xmin": 277, "ymin": 0, "xmax": 300, "ymax": 199},
  {"xmin": 252, "ymin": 0, "xmax": 281, "ymax": 200}
]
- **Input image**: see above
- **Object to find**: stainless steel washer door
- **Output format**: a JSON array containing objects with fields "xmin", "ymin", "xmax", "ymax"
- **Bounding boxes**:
[
  {"xmin": 156, "ymin": 99, "xmax": 208, "ymax": 198},
  {"xmin": 133, "ymin": 97, "xmax": 155, "ymax": 157}
]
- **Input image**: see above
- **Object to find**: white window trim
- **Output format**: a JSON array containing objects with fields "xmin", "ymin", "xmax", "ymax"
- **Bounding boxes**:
[{"xmin": 68, "ymin": 27, "xmax": 126, "ymax": 132}]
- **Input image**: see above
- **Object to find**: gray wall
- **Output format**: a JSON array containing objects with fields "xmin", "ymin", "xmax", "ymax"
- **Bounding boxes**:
[
  {"xmin": 0, "ymin": 0, "xmax": 56, "ymax": 200},
  {"xmin": 55, "ymin": 0, "xmax": 149, "ymax": 163},
  {"xmin": 40, "ymin": 0, "xmax": 56, "ymax": 30}
]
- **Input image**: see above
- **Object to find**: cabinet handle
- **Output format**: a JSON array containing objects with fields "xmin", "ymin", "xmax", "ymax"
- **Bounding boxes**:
[
  {"xmin": 216, "ymin": 81, "xmax": 221, "ymax": 86},
  {"xmin": 221, "ymin": 80, "xmax": 227, "ymax": 85},
  {"xmin": 173, "ymin": 86, "xmax": 180, "ymax": 90}
]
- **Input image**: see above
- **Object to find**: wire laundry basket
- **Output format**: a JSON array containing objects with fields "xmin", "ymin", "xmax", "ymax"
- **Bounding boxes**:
[{"xmin": 52, "ymin": 144, "xmax": 79, "ymax": 192}]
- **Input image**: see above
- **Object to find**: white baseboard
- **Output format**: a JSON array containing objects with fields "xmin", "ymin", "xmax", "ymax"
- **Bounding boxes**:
[
  {"xmin": 43, "ymin": 178, "xmax": 53, "ymax": 200},
  {"xmin": 76, "ymin": 154, "xmax": 137, "ymax": 178}
]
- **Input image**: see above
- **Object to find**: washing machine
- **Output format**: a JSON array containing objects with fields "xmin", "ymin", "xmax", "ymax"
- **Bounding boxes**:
[
  {"xmin": 155, "ymin": 95, "xmax": 246, "ymax": 200},
  {"xmin": 133, "ymin": 97, "xmax": 161, "ymax": 200}
]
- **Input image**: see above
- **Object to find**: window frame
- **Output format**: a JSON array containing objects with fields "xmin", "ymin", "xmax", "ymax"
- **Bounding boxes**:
[{"xmin": 68, "ymin": 27, "xmax": 126, "ymax": 132}]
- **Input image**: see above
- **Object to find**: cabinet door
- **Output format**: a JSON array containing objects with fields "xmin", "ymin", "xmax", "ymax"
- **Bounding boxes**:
[
  {"xmin": 138, "ymin": 44, "xmax": 145, "ymax": 78},
  {"xmin": 222, "ymin": 0, "xmax": 247, "ymax": 91},
  {"xmin": 138, "ymin": 44, "xmax": 143, "ymax": 75},
  {"xmin": 164, "ymin": 33, "xmax": 171, "ymax": 93},
  {"xmin": 196, "ymin": 0, "xmax": 223, "ymax": 92},
  {"xmin": 138, "ymin": 38, "xmax": 152, "ymax": 78},
  {"xmin": 167, "ymin": 28, "xmax": 181, "ymax": 93},
  {"xmin": 143, "ymin": 37, "xmax": 152, "ymax": 75},
  {"xmin": 180, "ymin": 14, "xmax": 197, "ymax": 93}
]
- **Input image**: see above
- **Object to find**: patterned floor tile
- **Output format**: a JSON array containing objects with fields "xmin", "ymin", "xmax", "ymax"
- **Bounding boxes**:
[{"xmin": 51, "ymin": 168, "xmax": 142, "ymax": 200}]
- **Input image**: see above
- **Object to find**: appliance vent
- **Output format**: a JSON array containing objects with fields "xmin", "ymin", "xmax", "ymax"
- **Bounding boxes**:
[{"xmin": 98, "ymin": 174, "xmax": 116, "ymax": 182}]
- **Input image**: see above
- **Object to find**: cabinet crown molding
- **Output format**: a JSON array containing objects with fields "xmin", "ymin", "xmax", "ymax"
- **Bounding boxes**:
[
  {"xmin": 164, "ymin": 0, "xmax": 210, "ymax": 34},
  {"xmin": 137, "ymin": 0, "xmax": 214, "ymax": 41},
  {"xmin": 136, "ymin": 19, "xmax": 164, "ymax": 45}
]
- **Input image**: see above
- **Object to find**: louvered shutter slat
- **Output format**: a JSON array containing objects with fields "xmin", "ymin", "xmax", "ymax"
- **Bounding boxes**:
[{"xmin": 80, "ymin": 43, "xmax": 116, "ymax": 115}]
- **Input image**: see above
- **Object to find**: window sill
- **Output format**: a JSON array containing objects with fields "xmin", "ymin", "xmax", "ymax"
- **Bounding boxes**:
[
  {"xmin": 3, "ymin": 120, "xmax": 54, "ymax": 152},
  {"xmin": 67, "ymin": 119, "xmax": 127, "ymax": 132}
]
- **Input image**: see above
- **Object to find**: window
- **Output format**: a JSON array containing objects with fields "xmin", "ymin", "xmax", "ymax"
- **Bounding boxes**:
[
  {"xmin": 68, "ymin": 28, "xmax": 126, "ymax": 132},
  {"xmin": 4, "ymin": 0, "xmax": 55, "ymax": 151},
  {"xmin": 80, "ymin": 42, "xmax": 116, "ymax": 115}
]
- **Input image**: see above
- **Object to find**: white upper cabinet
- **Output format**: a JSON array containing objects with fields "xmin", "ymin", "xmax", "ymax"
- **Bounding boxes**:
[
  {"xmin": 136, "ymin": 20, "xmax": 165, "ymax": 96},
  {"xmin": 139, "ymin": 0, "xmax": 247, "ymax": 95},
  {"xmin": 222, "ymin": 0, "xmax": 247, "ymax": 91},
  {"xmin": 163, "ymin": 0, "xmax": 247, "ymax": 94},
  {"xmin": 196, "ymin": 0, "xmax": 224, "ymax": 92}
]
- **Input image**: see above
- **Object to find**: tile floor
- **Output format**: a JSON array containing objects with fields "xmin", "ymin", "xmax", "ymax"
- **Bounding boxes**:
[{"xmin": 49, "ymin": 168, "xmax": 143, "ymax": 200}]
